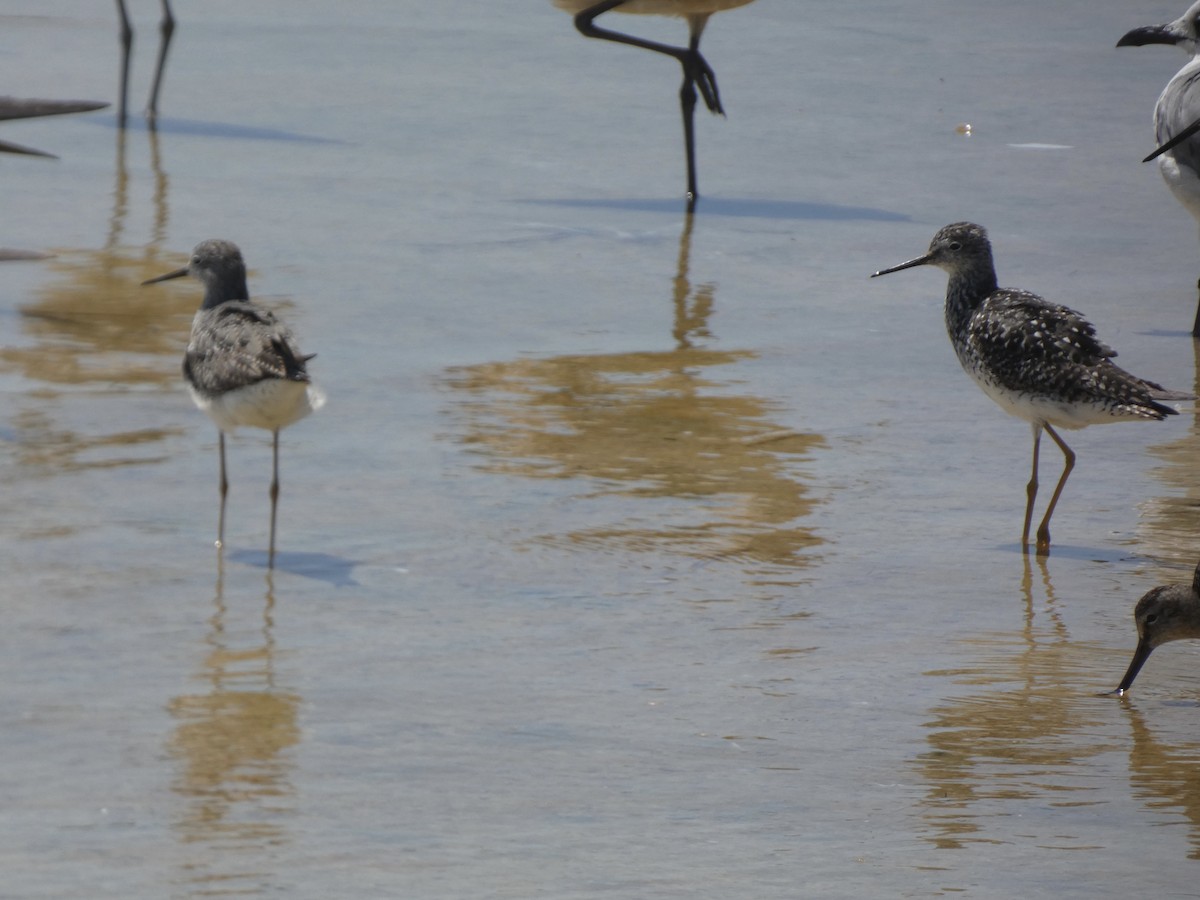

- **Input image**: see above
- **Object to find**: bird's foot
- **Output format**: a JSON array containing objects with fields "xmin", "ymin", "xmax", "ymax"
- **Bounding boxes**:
[{"xmin": 682, "ymin": 48, "xmax": 724, "ymax": 116}]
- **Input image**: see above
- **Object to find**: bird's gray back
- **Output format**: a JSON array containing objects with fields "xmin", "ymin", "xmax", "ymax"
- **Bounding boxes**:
[
  {"xmin": 184, "ymin": 301, "xmax": 311, "ymax": 398},
  {"xmin": 955, "ymin": 290, "xmax": 1171, "ymax": 417}
]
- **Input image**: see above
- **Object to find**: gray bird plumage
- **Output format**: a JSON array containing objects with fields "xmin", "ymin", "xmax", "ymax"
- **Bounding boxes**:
[
  {"xmin": 872, "ymin": 222, "xmax": 1187, "ymax": 553},
  {"xmin": 184, "ymin": 301, "xmax": 315, "ymax": 413},
  {"xmin": 1116, "ymin": 560, "xmax": 1200, "ymax": 694},
  {"xmin": 144, "ymin": 239, "xmax": 323, "ymax": 566}
]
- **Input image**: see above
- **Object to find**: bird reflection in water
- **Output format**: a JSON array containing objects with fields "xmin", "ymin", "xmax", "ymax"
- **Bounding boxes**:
[
  {"xmin": 167, "ymin": 566, "xmax": 300, "ymax": 893},
  {"xmin": 445, "ymin": 216, "xmax": 823, "ymax": 578},
  {"xmin": 913, "ymin": 555, "xmax": 1110, "ymax": 850},
  {"xmin": 0, "ymin": 126, "xmax": 190, "ymax": 482},
  {"xmin": 1139, "ymin": 339, "xmax": 1200, "ymax": 562},
  {"xmin": 1124, "ymin": 703, "xmax": 1200, "ymax": 860}
]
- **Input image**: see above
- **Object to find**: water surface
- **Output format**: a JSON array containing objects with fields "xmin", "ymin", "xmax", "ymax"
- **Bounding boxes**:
[{"xmin": 2, "ymin": 1, "xmax": 1200, "ymax": 896}]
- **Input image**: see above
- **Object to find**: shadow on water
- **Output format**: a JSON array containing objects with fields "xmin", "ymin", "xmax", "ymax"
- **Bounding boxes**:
[
  {"xmin": 442, "ymin": 216, "xmax": 825, "ymax": 585},
  {"xmin": 167, "ymin": 565, "xmax": 300, "ymax": 894},
  {"xmin": 94, "ymin": 115, "xmax": 348, "ymax": 146},
  {"xmin": 992, "ymin": 542, "xmax": 1134, "ymax": 563},
  {"xmin": 227, "ymin": 547, "xmax": 361, "ymax": 587},
  {"xmin": 518, "ymin": 196, "xmax": 910, "ymax": 222},
  {"xmin": 914, "ymin": 554, "xmax": 1119, "ymax": 850}
]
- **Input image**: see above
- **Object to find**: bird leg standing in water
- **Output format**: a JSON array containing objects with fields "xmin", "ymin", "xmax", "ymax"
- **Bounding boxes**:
[
  {"xmin": 872, "ymin": 222, "xmax": 1188, "ymax": 553},
  {"xmin": 144, "ymin": 240, "xmax": 324, "ymax": 567},
  {"xmin": 556, "ymin": 1, "xmax": 753, "ymax": 211}
]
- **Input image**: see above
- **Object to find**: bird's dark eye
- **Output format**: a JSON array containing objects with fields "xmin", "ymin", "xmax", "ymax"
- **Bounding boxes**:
[
  {"xmin": 948, "ymin": 241, "xmax": 962, "ymax": 251},
  {"xmin": 1145, "ymin": 613, "xmax": 1159, "ymax": 625}
]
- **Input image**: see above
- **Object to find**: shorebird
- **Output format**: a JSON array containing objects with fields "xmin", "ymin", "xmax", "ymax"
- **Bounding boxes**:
[
  {"xmin": 872, "ymin": 222, "xmax": 1188, "ymax": 553},
  {"xmin": 144, "ymin": 240, "xmax": 324, "ymax": 566},
  {"xmin": 1115, "ymin": 560, "xmax": 1200, "ymax": 694},
  {"xmin": 115, "ymin": 0, "xmax": 175, "ymax": 127},
  {"xmin": 552, "ymin": 0, "xmax": 755, "ymax": 212},
  {"xmin": 1118, "ymin": 2, "xmax": 1200, "ymax": 336}
]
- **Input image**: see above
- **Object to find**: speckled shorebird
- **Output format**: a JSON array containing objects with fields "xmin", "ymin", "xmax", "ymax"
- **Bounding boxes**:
[
  {"xmin": 871, "ymin": 222, "xmax": 1188, "ymax": 553},
  {"xmin": 1115, "ymin": 560, "xmax": 1200, "ymax": 694},
  {"xmin": 144, "ymin": 240, "xmax": 324, "ymax": 566},
  {"xmin": 1118, "ymin": 1, "xmax": 1200, "ymax": 335},
  {"xmin": 552, "ymin": 0, "xmax": 755, "ymax": 212}
]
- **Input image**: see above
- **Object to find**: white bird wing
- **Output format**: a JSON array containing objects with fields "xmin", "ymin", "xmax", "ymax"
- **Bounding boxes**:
[{"xmin": 1157, "ymin": 58, "xmax": 1200, "ymax": 173}]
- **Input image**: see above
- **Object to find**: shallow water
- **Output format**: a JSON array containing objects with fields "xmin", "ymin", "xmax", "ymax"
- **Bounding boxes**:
[{"xmin": 4, "ymin": 0, "xmax": 1200, "ymax": 896}]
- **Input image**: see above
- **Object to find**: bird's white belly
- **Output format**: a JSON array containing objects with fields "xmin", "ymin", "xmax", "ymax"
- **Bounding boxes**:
[
  {"xmin": 191, "ymin": 379, "xmax": 325, "ymax": 433},
  {"xmin": 973, "ymin": 377, "xmax": 1124, "ymax": 430},
  {"xmin": 1160, "ymin": 155, "xmax": 1200, "ymax": 224}
]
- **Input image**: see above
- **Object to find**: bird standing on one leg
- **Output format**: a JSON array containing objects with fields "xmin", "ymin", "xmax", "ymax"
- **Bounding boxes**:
[
  {"xmin": 144, "ymin": 240, "xmax": 324, "ymax": 567},
  {"xmin": 1114, "ymin": 560, "xmax": 1200, "ymax": 694},
  {"xmin": 1118, "ymin": 1, "xmax": 1200, "ymax": 337},
  {"xmin": 553, "ymin": 0, "xmax": 754, "ymax": 213},
  {"xmin": 872, "ymin": 222, "xmax": 1188, "ymax": 554}
]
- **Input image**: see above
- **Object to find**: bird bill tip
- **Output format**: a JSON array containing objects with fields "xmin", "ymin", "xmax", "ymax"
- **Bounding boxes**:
[
  {"xmin": 871, "ymin": 256, "xmax": 929, "ymax": 279},
  {"xmin": 1114, "ymin": 642, "xmax": 1153, "ymax": 695}
]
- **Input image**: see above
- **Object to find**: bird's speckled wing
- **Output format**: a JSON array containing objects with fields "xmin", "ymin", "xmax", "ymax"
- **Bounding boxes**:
[
  {"xmin": 966, "ymin": 290, "xmax": 1169, "ymax": 412},
  {"xmin": 183, "ymin": 301, "xmax": 312, "ymax": 397},
  {"xmin": 969, "ymin": 290, "xmax": 1114, "ymax": 363},
  {"xmin": 1157, "ymin": 59, "xmax": 1200, "ymax": 175}
]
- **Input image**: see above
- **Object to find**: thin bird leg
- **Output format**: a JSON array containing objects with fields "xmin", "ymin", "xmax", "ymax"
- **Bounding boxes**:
[
  {"xmin": 269, "ymin": 430, "xmax": 280, "ymax": 569},
  {"xmin": 145, "ymin": 0, "xmax": 175, "ymax": 122},
  {"xmin": 114, "ymin": 0, "xmax": 133, "ymax": 128},
  {"xmin": 680, "ymin": 30, "xmax": 701, "ymax": 211},
  {"xmin": 218, "ymin": 431, "xmax": 228, "ymax": 550},
  {"xmin": 1035, "ymin": 423, "xmax": 1075, "ymax": 554},
  {"xmin": 573, "ymin": 2, "xmax": 722, "ymax": 210},
  {"xmin": 1022, "ymin": 423, "xmax": 1041, "ymax": 550},
  {"xmin": 573, "ymin": 2, "xmax": 723, "ymax": 112}
]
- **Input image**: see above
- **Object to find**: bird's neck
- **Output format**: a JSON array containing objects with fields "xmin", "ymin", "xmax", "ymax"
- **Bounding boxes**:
[
  {"xmin": 1173, "ymin": 597, "xmax": 1200, "ymax": 642},
  {"xmin": 943, "ymin": 265, "xmax": 998, "ymax": 336},
  {"xmin": 201, "ymin": 276, "xmax": 250, "ymax": 310}
]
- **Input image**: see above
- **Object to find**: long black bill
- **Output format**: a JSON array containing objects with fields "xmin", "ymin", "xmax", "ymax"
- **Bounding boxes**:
[
  {"xmin": 1144, "ymin": 117, "xmax": 1200, "ymax": 163},
  {"xmin": 1115, "ymin": 24, "xmax": 1194, "ymax": 163},
  {"xmin": 1116, "ymin": 24, "xmax": 1181, "ymax": 48},
  {"xmin": 142, "ymin": 266, "xmax": 189, "ymax": 286},
  {"xmin": 0, "ymin": 138, "xmax": 56, "ymax": 158},
  {"xmin": 871, "ymin": 254, "xmax": 932, "ymax": 278},
  {"xmin": 1114, "ymin": 638, "xmax": 1154, "ymax": 695}
]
